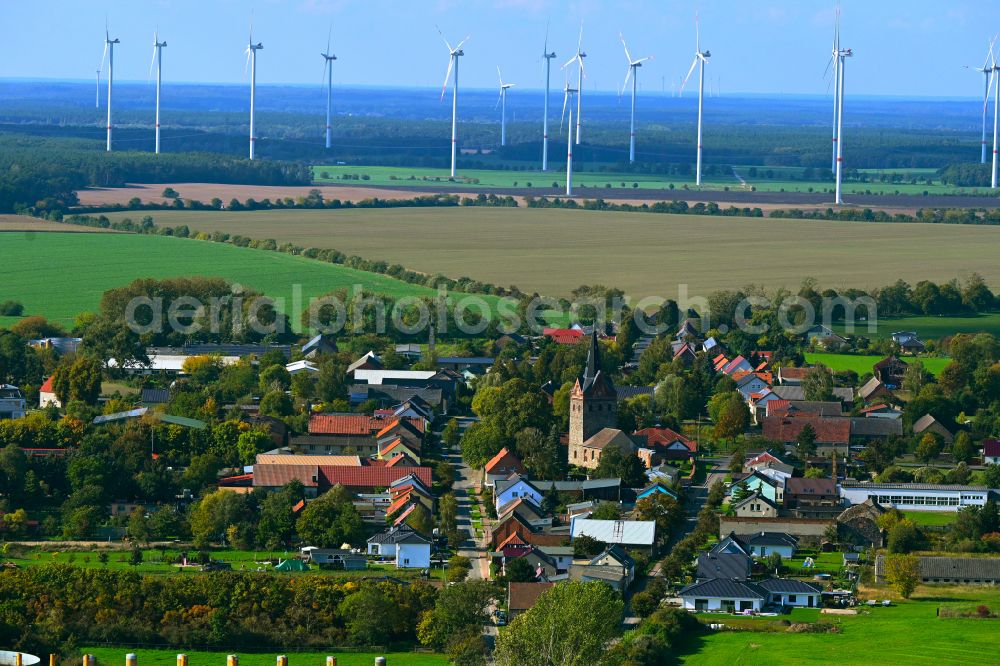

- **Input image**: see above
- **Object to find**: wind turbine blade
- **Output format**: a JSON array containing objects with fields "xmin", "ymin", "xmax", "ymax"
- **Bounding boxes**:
[
  {"xmin": 543, "ymin": 19, "xmax": 549, "ymax": 55},
  {"xmin": 696, "ymin": 11, "xmax": 700, "ymax": 54},
  {"xmin": 455, "ymin": 35, "xmax": 471, "ymax": 51},
  {"xmin": 435, "ymin": 25, "xmax": 453, "ymax": 52},
  {"xmin": 621, "ymin": 66, "xmax": 632, "ymax": 98},
  {"xmin": 823, "ymin": 54, "xmax": 834, "ymax": 80},
  {"xmin": 560, "ymin": 90, "xmax": 568, "ymax": 130},
  {"xmin": 440, "ymin": 56, "xmax": 454, "ymax": 101},
  {"xmin": 327, "ymin": 24, "xmax": 332, "ymax": 55},
  {"xmin": 497, "ymin": 65, "xmax": 503, "ymax": 86},
  {"xmin": 562, "ymin": 54, "xmax": 578, "ymax": 69},
  {"xmin": 245, "ymin": 48, "xmax": 252, "ymax": 76},
  {"xmin": 620, "ymin": 33, "xmax": 632, "ymax": 64},
  {"xmin": 496, "ymin": 90, "xmax": 503, "ymax": 110},
  {"xmin": 988, "ymin": 33, "xmax": 1000, "ymax": 70},
  {"xmin": 577, "ymin": 20, "xmax": 584, "ymax": 52},
  {"xmin": 149, "ymin": 43, "xmax": 157, "ymax": 81},
  {"xmin": 100, "ymin": 42, "xmax": 108, "ymax": 73},
  {"xmin": 679, "ymin": 57, "xmax": 698, "ymax": 95},
  {"xmin": 635, "ymin": 56, "xmax": 653, "ymax": 65}
]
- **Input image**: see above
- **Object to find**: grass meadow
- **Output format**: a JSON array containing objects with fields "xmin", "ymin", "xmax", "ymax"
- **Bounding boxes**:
[
  {"xmin": 804, "ymin": 353, "xmax": 952, "ymax": 376},
  {"xmin": 82, "ymin": 648, "xmax": 447, "ymax": 666},
  {"xmin": 0, "ymin": 232, "xmax": 470, "ymax": 328},
  {"xmin": 100, "ymin": 208, "xmax": 1000, "ymax": 306},
  {"xmin": 678, "ymin": 586, "xmax": 1000, "ymax": 665}
]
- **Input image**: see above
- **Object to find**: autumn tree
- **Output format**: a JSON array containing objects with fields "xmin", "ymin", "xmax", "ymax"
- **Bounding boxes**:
[
  {"xmin": 883, "ymin": 554, "xmax": 920, "ymax": 599},
  {"xmin": 802, "ymin": 364, "xmax": 834, "ymax": 402},
  {"xmin": 296, "ymin": 485, "xmax": 364, "ymax": 548}
]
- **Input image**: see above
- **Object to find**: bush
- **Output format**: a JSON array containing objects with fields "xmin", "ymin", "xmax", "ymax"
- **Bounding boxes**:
[{"xmin": 0, "ymin": 300, "xmax": 23, "ymax": 316}]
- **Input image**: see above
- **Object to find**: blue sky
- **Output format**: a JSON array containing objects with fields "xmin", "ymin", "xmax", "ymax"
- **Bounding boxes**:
[{"xmin": 1, "ymin": 0, "xmax": 998, "ymax": 97}]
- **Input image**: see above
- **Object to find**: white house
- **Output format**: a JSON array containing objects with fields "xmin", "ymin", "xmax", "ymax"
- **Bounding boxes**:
[
  {"xmin": 736, "ymin": 373, "xmax": 771, "ymax": 401},
  {"xmin": 494, "ymin": 475, "xmax": 544, "ymax": 512},
  {"xmin": 679, "ymin": 578, "xmax": 820, "ymax": 612},
  {"xmin": 0, "ymin": 385, "xmax": 26, "ymax": 420},
  {"xmin": 983, "ymin": 440, "xmax": 1000, "ymax": 465},
  {"xmin": 38, "ymin": 377, "xmax": 60, "ymax": 409},
  {"xmin": 352, "ymin": 369, "xmax": 436, "ymax": 385},
  {"xmin": 840, "ymin": 482, "xmax": 993, "ymax": 512},
  {"xmin": 366, "ymin": 524, "xmax": 431, "ymax": 569},
  {"xmin": 285, "ymin": 360, "xmax": 319, "ymax": 376},
  {"xmin": 743, "ymin": 532, "xmax": 798, "ymax": 559}
]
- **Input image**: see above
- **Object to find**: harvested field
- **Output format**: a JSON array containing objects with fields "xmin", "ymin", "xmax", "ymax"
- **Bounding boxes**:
[
  {"xmin": 0, "ymin": 215, "xmax": 113, "ymax": 232},
  {"xmin": 102, "ymin": 207, "xmax": 1000, "ymax": 300}
]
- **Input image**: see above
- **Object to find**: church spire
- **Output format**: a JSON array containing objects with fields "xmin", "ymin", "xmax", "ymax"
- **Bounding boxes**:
[{"xmin": 585, "ymin": 329, "xmax": 600, "ymax": 381}]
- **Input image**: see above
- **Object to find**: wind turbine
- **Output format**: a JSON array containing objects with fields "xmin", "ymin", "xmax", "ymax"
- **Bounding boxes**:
[
  {"xmin": 542, "ymin": 26, "xmax": 556, "ymax": 171},
  {"xmin": 620, "ymin": 33, "xmax": 652, "ymax": 164},
  {"xmin": 100, "ymin": 24, "xmax": 120, "ymax": 152},
  {"xmin": 561, "ymin": 80, "xmax": 578, "ymax": 197},
  {"xmin": 438, "ymin": 28, "xmax": 469, "ymax": 178},
  {"xmin": 825, "ymin": 6, "xmax": 841, "ymax": 174},
  {"xmin": 992, "ymin": 50, "xmax": 1000, "ymax": 188},
  {"xmin": 834, "ymin": 44, "xmax": 852, "ymax": 204},
  {"xmin": 149, "ymin": 31, "xmax": 167, "ymax": 154},
  {"xmin": 967, "ymin": 36, "xmax": 998, "ymax": 164},
  {"xmin": 680, "ymin": 15, "xmax": 711, "ymax": 186},
  {"xmin": 562, "ymin": 23, "xmax": 586, "ymax": 145},
  {"xmin": 321, "ymin": 27, "xmax": 337, "ymax": 150},
  {"xmin": 95, "ymin": 69, "xmax": 100, "ymax": 108},
  {"xmin": 496, "ymin": 67, "xmax": 514, "ymax": 147},
  {"xmin": 245, "ymin": 22, "xmax": 263, "ymax": 160}
]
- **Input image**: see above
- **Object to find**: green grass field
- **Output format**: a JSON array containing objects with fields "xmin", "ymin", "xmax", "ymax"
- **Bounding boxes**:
[
  {"xmin": 804, "ymin": 353, "xmax": 951, "ymax": 376},
  {"xmin": 100, "ymin": 208, "xmax": 1000, "ymax": 303},
  {"xmin": 679, "ymin": 586, "xmax": 1000, "ymax": 665},
  {"xmin": 312, "ymin": 165, "xmax": 983, "ymax": 197},
  {"xmin": 83, "ymin": 648, "xmax": 447, "ymax": 666},
  {"xmin": 0, "ymin": 233, "xmax": 466, "ymax": 328},
  {"xmin": 831, "ymin": 313, "xmax": 1000, "ymax": 340},
  {"xmin": 902, "ymin": 511, "xmax": 957, "ymax": 526}
]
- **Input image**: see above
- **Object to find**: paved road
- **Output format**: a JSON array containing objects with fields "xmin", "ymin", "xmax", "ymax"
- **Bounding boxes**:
[{"xmin": 448, "ymin": 445, "xmax": 490, "ymax": 580}]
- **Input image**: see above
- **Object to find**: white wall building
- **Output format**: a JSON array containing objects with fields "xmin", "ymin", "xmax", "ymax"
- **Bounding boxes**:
[{"xmin": 840, "ymin": 482, "xmax": 993, "ymax": 512}]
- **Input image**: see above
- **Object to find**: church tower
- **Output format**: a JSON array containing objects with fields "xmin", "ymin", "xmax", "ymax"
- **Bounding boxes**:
[{"xmin": 568, "ymin": 331, "xmax": 618, "ymax": 460}]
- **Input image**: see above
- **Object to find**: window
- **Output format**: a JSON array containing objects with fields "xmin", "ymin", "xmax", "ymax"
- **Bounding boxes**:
[{"xmin": 788, "ymin": 595, "xmax": 797, "ymax": 603}]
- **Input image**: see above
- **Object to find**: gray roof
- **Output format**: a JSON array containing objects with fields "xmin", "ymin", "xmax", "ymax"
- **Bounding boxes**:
[
  {"xmin": 771, "ymin": 386, "xmax": 854, "ymax": 402},
  {"xmin": 366, "ymin": 524, "xmax": 431, "ymax": 545},
  {"xmin": 842, "ymin": 482, "xmax": 988, "ymax": 492},
  {"xmin": 850, "ymin": 417, "xmax": 903, "ymax": 437},
  {"xmin": 743, "ymin": 532, "xmax": 799, "ymax": 547},
  {"xmin": 147, "ymin": 343, "xmax": 290, "ymax": 358},
  {"xmin": 616, "ymin": 386, "xmax": 655, "ymax": 400},
  {"xmin": 679, "ymin": 578, "xmax": 766, "ymax": 599},
  {"xmin": 918, "ymin": 556, "xmax": 1000, "ymax": 580},
  {"xmin": 756, "ymin": 578, "xmax": 822, "ymax": 594},
  {"xmin": 570, "ymin": 519, "xmax": 656, "ymax": 546},
  {"xmin": 436, "ymin": 356, "xmax": 494, "ymax": 365},
  {"xmin": 141, "ymin": 388, "xmax": 170, "ymax": 404},
  {"xmin": 697, "ymin": 552, "xmax": 751, "ymax": 581}
]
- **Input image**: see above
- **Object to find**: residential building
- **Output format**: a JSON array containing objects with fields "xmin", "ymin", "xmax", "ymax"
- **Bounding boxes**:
[
  {"xmin": 891, "ymin": 331, "xmax": 926, "ymax": 354},
  {"xmin": 983, "ymin": 439, "xmax": 1000, "ymax": 465},
  {"xmin": 366, "ymin": 524, "xmax": 432, "ymax": 568},
  {"xmin": 0, "ymin": 385, "xmax": 27, "ymax": 420},
  {"xmin": 755, "ymin": 579, "xmax": 822, "ymax": 607},
  {"xmin": 636, "ymin": 481, "xmax": 679, "ymax": 502},
  {"xmin": 38, "ymin": 377, "xmax": 60, "ymax": 409},
  {"xmin": 696, "ymin": 533, "xmax": 752, "ymax": 581},
  {"xmin": 742, "ymin": 531, "xmax": 798, "ymax": 558},
  {"xmin": 508, "ymin": 582, "xmax": 554, "ymax": 619},
  {"xmin": 731, "ymin": 492, "xmax": 780, "ymax": 519},
  {"xmin": 570, "ymin": 518, "xmax": 657, "ymax": 555},
  {"xmin": 252, "ymin": 461, "xmax": 432, "ymax": 496},
  {"xmin": 569, "ymin": 545, "xmax": 636, "ymax": 592},
  {"xmin": 840, "ymin": 482, "xmax": 993, "ymax": 512},
  {"xmin": 483, "ymin": 447, "xmax": 527, "ymax": 488},
  {"xmin": 776, "ymin": 366, "xmax": 812, "ymax": 385},
  {"xmin": 300, "ymin": 547, "xmax": 366, "ymax": 569},
  {"xmin": 732, "ymin": 470, "xmax": 785, "ymax": 505},
  {"xmin": 494, "ymin": 475, "xmax": 544, "ymax": 512},
  {"xmin": 301, "ymin": 333, "xmax": 338, "ymax": 358},
  {"xmin": 912, "ymin": 414, "xmax": 954, "ymax": 444},
  {"xmin": 857, "ymin": 377, "xmax": 893, "ymax": 403},
  {"xmin": 679, "ymin": 578, "xmax": 821, "ymax": 612},
  {"xmin": 769, "ymin": 385, "xmax": 854, "ymax": 405},
  {"xmin": 285, "ymin": 360, "xmax": 318, "ymax": 376},
  {"xmin": 744, "ymin": 451, "xmax": 794, "ymax": 476},
  {"xmin": 634, "ymin": 427, "xmax": 697, "ymax": 460},
  {"xmin": 784, "ymin": 477, "xmax": 841, "ymax": 517},
  {"xmin": 805, "ymin": 325, "xmax": 847, "ymax": 347},
  {"xmin": 873, "ymin": 356, "xmax": 907, "ymax": 388}
]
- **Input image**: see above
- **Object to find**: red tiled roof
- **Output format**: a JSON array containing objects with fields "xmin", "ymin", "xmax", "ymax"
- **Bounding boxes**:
[
  {"xmin": 785, "ymin": 477, "xmax": 838, "ymax": 497},
  {"xmin": 762, "ymin": 416, "xmax": 850, "ymax": 445},
  {"xmin": 253, "ymin": 464, "xmax": 319, "ymax": 488},
  {"xmin": 543, "ymin": 328, "xmax": 584, "ymax": 344},
  {"xmin": 392, "ymin": 503, "xmax": 416, "ymax": 526},
  {"xmin": 309, "ymin": 414, "xmax": 423, "ymax": 436},
  {"xmin": 778, "ymin": 366, "xmax": 813, "ymax": 380},
  {"xmin": 40, "ymin": 376, "xmax": 54, "ymax": 393},
  {"xmin": 634, "ymin": 427, "xmax": 695, "ymax": 452},
  {"xmin": 496, "ymin": 531, "xmax": 529, "ymax": 550},
  {"xmin": 320, "ymin": 465, "xmax": 432, "ymax": 489},
  {"xmin": 386, "ymin": 453, "xmax": 416, "ymax": 467},
  {"xmin": 860, "ymin": 404, "xmax": 889, "ymax": 413},
  {"xmin": 292, "ymin": 499, "xmax": 305, "ymax": 513},
  {"xmin": 386, "ymin": 493, "xmax": 412, "ymax": 516},
  {"xmin": 485, "ymin": 447, "xmax": 525, "ymax": 474},
  {"xmin": 508, "ymin": 582, "xmax": 555, "ymax": 611},
  {"xmin": 765, "ymin": 399, "xmax": 790, "ymax": 415}
]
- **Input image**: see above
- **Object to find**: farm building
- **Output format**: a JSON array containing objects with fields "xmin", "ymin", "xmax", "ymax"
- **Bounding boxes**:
[{"xmin": 875, "ymin": 555, "xmax": 1000, "ymax": 585}]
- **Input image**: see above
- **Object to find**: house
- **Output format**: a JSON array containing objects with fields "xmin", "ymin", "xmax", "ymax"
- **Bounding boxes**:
[
  {"xmin": 645, "ymin": 464, "xmax": 681, "ymax": 486},
  {"xmin": 875, "ymin": 555, "xmax": 1000, "ymax": 585},
  {"xmin": 498, "ymin": 497, "xmax": 552, "ymax": 528},
  {"xmin": 483, "ymin": 447, "xmax": 527, "ymax": 488},
  {"xmin": 805, "ymin": 325, "xmax": 847, "ymax": 347},
  {"xmin": 912, "ymin": 414, "xmax": 954, "ymax": 444},
  {"xmin": 366, "ymin": 524, "xmax": 432, "ymax": 568},
  {"xmin": 696, "ymin": 533, "xmax": 752, "ymax": 581},
  {"xmin": 766, "ymin": 401, "xmax": 843, "ymax": 419},
  {"xmin": 353, "ymin": 369, "xmax": 437, "ymax": 385},
  {"xmin": 569, "ymin": 545, "xmax": 636, "ymax": 592},
  {"xmin": 742, "ymin": 531, "xmax": 798, "ymax": 558},
  {"xmin": 0, "ymin": 385, "xmax": 27, "ymax": 420},
  {"xmin": 860, "ymin": 404, "xmax": 903, "ymax": 420},
  {"xmin": 857, "ymin": 377, "xmax": 893, "ymax": 403},
  {"xmin": 735, "ymin": 372, "xmax": 772, "ymax": 401},
  {"xmin": 346, "ymin": 351, "xmax": 381, "ymax": 374},
  {"xmin": 784, "ymin": 477, "xmax": 841, "ymax": 516},
  {"xmin": 573, "ymin": 428, "xmax": 641, "ymax": 470},
  {"xmin": 493, "ymin": 540, "xmax": 560, "ymax": 580},
  {"xmin": 508, "ymin": 582, "xmax": 554, "ymax": 619},
  {"xmin": 769, "ymin": 385, "xmax": 854, "ymax": 405},
  {"xmin": 755, "ymin": 578, "xmax": 822, "ymax": 607},
  {"xmin": 140, "ymin": 387, "xmax": 170, "ymax": 406},
  {"xmin": 38, "ymin": 377, "xmax": 60, "ymax": 409},
  {"xmin": 300, "ymin": 547, "xmax": 366, "ymax": 569},
  {"xmin": 634, "ymin": 427, "xmax": 696, "ymax": 460},
  {"xmin": 891, "ymin": 331, "xmax": 926, "ymax": 354},
  {"xmin": 636, "ymin": 481, "xmax": 679, "ymax": 502},
  {"xmin": 983, "ymin": 439, "xmax": 1000, "ymax": 465},
  {"xmin": 679, "ymin": 579, "xmax": 767, "ymax": 612},
  {"xmin": 731, "ymin": 492, "xmax": 780, "ymax": 519},
  {"xmin": 436, "ymin": 356, "xmax": 495, "ymax": 373},
  {"xmin": 744, "ymin": 451, "xmax": 794, "ymax": 476},
  {"xmin": 377, "ymin": 438, "xmax": 422, "ymax": 463},
  {"xmin": 840, "ymin": 482, "xmax": 992, "ymax": 512},
  {"xmin": 762, "ymin": 416, "xmax": 851, "ymax": 450},
  {"xmin": 394, "ymin": 343, "xmax": 423, "ymax": 360},
  {"xmin": 672, "ymin": 343, "xmax": 698, "ymax": 367},
  {"xmin": 494, "ymin": 475, "xmax": 544, "ymax": 512},
  {"xmin": 543, "ymin": 327, "xmax": 584, "ymax": 345},
  {"xmin": 676, "ymin": 319, "xmax": 701, "ymax": 340},
  {"xmin": 776, "ymin": 366, "xmax": 812, "ymax": 385},
  {"xmin": 873, "ymin": 356, "xmax": 907, "ymax": 388},
  {"xmin": 301, "ymin": 333, "xmax": 339, "ymax": 358},
  {"xmin": 285, "ymin": 360, "xmax": 319, "ymax": 376},
  {"xmin": 570, "ymin": 518, "xmax": 657, "ymax": 555},
  {"xmin": 732, "ymin": 470, "xmax": 785, "ymax": 505},
  {"xmin": 300, "ymin": 414, "xmax": 425, "ymax": 457},
  {"xmin": 718, "ymin": 355, "xmax": 754, "ymax": 377}
]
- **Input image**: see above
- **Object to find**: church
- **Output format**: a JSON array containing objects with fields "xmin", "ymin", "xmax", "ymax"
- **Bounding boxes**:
[{"xmin": 568, "ymin": 331, "xmax": 640, "ymax": 469}]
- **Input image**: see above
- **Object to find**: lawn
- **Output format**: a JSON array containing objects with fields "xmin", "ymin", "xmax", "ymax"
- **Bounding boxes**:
[
  {"xmin": 83, "ymin": 648, "xmax": 447, "ymax": 666},
  {"xmin": 831, "ymin": 313, "xmax": 1000, "ymax": 340},
  {"xmin": 679, "ymin": 586, "xmax": 1000, "ymax": 665},
  {"xmin": 902, "ymin": 511, "xmax": 957, "ymax": 527},
  {"xmin": 0, "ymin": 232, "xmax": 481, "ymax": 328},
  {"xmin": 804, "ymin": 353, "xmax": 951, "ymax": 377},
  {"xmin": 101, "ymin": 208, "xmax": 1000, "ymax": 302},
  {"xmin": 783, "ymin": 549, "xmax": 845, "ymax": 574}
]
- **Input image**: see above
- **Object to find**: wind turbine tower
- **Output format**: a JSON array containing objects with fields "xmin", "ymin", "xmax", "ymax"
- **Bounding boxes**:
[
  {"xmin": 680, "ymin": 16, "xmax": 711, "ymax": 186},
  {"xmin": 970, "ymin": 36, "xmax": 998, "ymax": 164},
  {"xmin": 561, "ymin": 82, "xmax": 578, "ymax": 196},
  {"xmin": 150, "ymin": 32, "xmax": 167, "ymax": 154},
  {"xmin": 321, "ymin": 29, "xmax": 337, "ymax": 150},
  {"xmin": 101, "ymin": 27, "xmax": 120, "ymax": 152},
  {"xmin": 497, "ymin": 67, "xmax": 514, "ymax": 146},
  {"xmin": 542, "ymin": 30, "xmax": 556, "ymax": 171},
  {"xmin": 563, "ymin": 23, "xmax": 586, "ymax": 145},
  {"xmin": 828, "ymin": 8, "xmax": 841, "ymax": 173},
  {"xmin": 620, "ymin": 34, "xmax": 652, "ymax": 164},
  {"xmin": 438, "ymin": 28, "xmax": 469, "ymax": 178},
  {"xmin": 834, "ymin": 44, "xmax": 852, "ymax": 204},
  {"xmin": 246, "ymin": 26, "xmax": 263, "ymax": 160}
]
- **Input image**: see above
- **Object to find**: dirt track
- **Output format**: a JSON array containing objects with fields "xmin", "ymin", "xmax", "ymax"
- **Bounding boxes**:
[{"xmin": 75, "ymin": 182, "xmax": 1000, "ymax": 214}]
